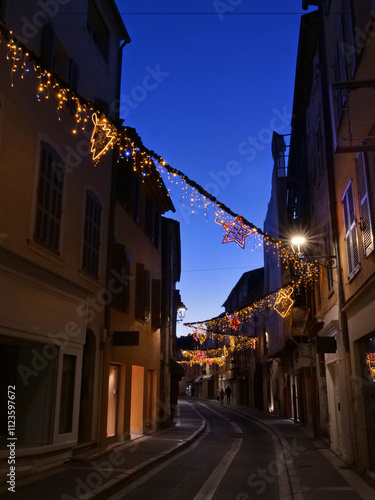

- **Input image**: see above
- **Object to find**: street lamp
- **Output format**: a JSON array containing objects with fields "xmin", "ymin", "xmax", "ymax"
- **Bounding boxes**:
[
  {"xmin": 290, "ymin": 234, "xmax": 337, "ymax": 268},
  {"xmin": 177, "ymin": 302, "xmax": 187, "ymax": 322},
  {"xmin": 291, "ymin": 235, "xmax": 307, "ymax": 255}
]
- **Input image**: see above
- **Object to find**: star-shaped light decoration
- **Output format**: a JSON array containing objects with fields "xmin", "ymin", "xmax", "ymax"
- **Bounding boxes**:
[
  {"xmin": 228, "ymin": 313, "xmax": 240, "ymax": 331},
  {"xmin": 273, "ymin": 286, "xmax": 294, "ymax": 318},
  {"xmin": 215, "ymin": 216, "xmax": 254, "ymax": 249},
  {"xmin": 90, "ymin": 112, "xmax": 118, "ymax": 165}
]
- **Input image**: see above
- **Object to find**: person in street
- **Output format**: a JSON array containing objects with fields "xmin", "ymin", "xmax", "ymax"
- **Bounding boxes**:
[
  {"xmin": 225, "ymin": 385, "xmax": 232, "ymax": 403},
  {"xmin": 220, "ymin": 388, "xmax": 225, "ymax": 403}
]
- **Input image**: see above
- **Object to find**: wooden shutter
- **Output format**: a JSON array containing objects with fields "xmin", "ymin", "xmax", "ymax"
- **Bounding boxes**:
[
  {"xmin": 135, "ymin": 263, "xmax": 145, "ymax": 320},
  {"xmin": 356, "ymin": 152, "xmax": 374, "ymax": 257},
  {"xmin": 68, "ymin": 59, "xmax": 79, "ymax": 92},
  {"xmin": 112, "ymin": 244, "xmax": 126, "ymax": 310},
  {"xmin": 342, "ymin": 180, "xmax": 360, "ymax": 279},
  {"xmin": 151, "ymin": 279, "xmax": 161, "ymax": 329},
  {"xmin": 144, "ymin": 270, "xmax": 151, "ymax": 320},
  {"xmin": 41, "ymin": 23, "xmax": 55, "ymax": 69}
]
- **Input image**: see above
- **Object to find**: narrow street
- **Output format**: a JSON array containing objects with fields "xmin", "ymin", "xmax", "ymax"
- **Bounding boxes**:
[{"xmin": 108, "ymin": 400, "xmax": 283, "ymax": 500}]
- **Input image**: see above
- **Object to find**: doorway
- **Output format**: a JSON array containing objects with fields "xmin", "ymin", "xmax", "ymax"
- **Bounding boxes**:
[
  {"xmin": 106, "ymin": 364, "xmax": 119, "ymax": 438},
  {"xmin": 130, "ymin": 365, "xmax": 144, "ymax": 435}
]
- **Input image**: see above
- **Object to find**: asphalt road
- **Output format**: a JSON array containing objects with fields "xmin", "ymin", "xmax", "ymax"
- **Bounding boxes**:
[{"xmin": 108, "ymin": 400, "xmax": 282, "ymax": 500}]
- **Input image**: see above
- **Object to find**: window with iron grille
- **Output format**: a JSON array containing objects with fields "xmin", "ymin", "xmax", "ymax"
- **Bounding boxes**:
[
  {"xmin": 82, "ymin": 191, "xmax": 102, "ymax": 278},
  {"xmin": 34, "ymin": 143, "xmax": 64, "ymax": 253},
  {"xmin": 342, "ymin": 180, "xmax": 360, "ymax": 280}
]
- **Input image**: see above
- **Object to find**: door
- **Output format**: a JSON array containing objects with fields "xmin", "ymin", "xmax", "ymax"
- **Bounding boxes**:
[{"xmin": 106, "ymin": 364, "xmax": 119, "ymax": 438}]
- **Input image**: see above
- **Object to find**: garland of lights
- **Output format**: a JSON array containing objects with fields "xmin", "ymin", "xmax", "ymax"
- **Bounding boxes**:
[
  {"xmin": 366, "ymin": 353, "xmax": 375, "ymax": 377},
  {"xmin": 0, "ymin": 26, "xmax": 293, "ymax": 257},
  {"xmin": 215, "ymin": 216, "xmax": 255, "ymax": 249},
  {"xmin": 0, "ymin": 27, "xmax": 321, "ymax": 341}
]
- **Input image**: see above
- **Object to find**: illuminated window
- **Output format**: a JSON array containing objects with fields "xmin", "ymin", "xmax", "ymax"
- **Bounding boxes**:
[
  {"xmin": 82, "ymin": 191, "xmax": 102, "ymax": 277},
  {"xmin": 34, "ymin": 143, "xmax": 64, "ymax": 253},
  {"xmin": 87, "ymin": 0, "xmax": 110, "ymax": 62}
]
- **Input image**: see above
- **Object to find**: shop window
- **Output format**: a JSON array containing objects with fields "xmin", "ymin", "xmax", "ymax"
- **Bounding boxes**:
[
  {"xmin": 34, "ymin": 142, "xmax": 64, "ymax": 253},
  {"xmin": 0, "ymin": 339, "xmax": 56, "ymax": 445},
  {"xmin": 82, "ymin": 190, "xmax": 102, "ymax": 278},
  {"xmin": 342, "ymin": 179, "xmax": 360, "ymax": 280},
  {"xmin": 59, "ymin": 354, "xmax": 76, "ymax": 434}
]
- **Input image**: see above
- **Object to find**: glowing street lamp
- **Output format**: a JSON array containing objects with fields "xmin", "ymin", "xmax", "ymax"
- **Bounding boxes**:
[
  {"xmin": 291, "ymin": 235, "xmax": 306, "ymax": 255},
  {"xmin": 177, "ymin": 302, "xmax": 187, "ymax": 322}
]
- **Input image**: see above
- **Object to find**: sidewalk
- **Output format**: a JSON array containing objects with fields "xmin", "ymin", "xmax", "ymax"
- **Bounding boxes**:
[
  {"xmin": 213, "ymin": 399, "xmax": 375, "ymax": 500},
  {"xmin": 0, "ymin": 400, "xmax": 206, "ymax": 500}
]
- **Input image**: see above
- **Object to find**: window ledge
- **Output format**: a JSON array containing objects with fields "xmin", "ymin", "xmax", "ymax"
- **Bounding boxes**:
[
  {"xmin": 28, "ymin": 239, "xmax": 65, "ymax": 267},
  {"xmin": 79, "ymin": 269, "xmax": 103, "ymax": 290}
]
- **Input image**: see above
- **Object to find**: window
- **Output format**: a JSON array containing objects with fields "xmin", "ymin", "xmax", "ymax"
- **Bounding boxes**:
[
  {"xmin": 87, "ymin": 0, "xmax": 110, "ymax": 62},
  {"xmin": 342, "ymin": 180, "xmax": 360, "ymax": 279},
  {"xmin": 111, "ymin": 244, "xmax": 130, "ymax": 312},
  {"xmin": 135, "ymin": 263, "xmax": 151, "ymax": 321},
  {"xmin": 0, "ymin": 0, "xmax": 6, "ymax": 21},
  {"xmin": 145, "ymin": 196, "xmax": 160, "ymax": 247},
  {"xmin": 356, "ymin": 152, "xmax": 374, "ymax": 257},
  {"xmin": 40, "ymin": 23, "xmax": 56, "ymax": 69},
  {"xmin": 34, "ymin": 143, "xmax": 64, "ymax": 253},
  {"xmin": 82, "ymin": 191, "xmax": 102, "ymax": 277},
  {"xmin": 58, "ymin": 354, "xmax": 76, "ymax": 434},
  {"xmin": 151, "ymin": 279, "xmax": 161, "ymax": 329}
]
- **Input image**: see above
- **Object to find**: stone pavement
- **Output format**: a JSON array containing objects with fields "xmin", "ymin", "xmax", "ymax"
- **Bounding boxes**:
[
  {"xmin": 213, "ymin": 399, "xmax": 375, "ymax": 500},
  {"xmin": 0, "ymin": 400, "xmax": 206, "ymax": 500}
]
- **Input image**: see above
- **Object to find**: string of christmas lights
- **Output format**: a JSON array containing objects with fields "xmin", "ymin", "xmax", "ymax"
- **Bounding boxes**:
[
  {"xmin": 0, "ymin": 26, "xmax": 290, "ymax": 258},
  {"xmin": 0, "ymin": 26, "xmax": 321, "ymax": 342}
]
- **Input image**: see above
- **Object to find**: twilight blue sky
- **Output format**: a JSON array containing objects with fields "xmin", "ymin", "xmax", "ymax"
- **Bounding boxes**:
[{"xmin": 115, "ymin": 1, "xmax": 316, "ymax": 333}]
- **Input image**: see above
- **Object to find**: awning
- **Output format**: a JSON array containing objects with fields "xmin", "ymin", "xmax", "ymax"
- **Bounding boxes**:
[{"xmin": 194, "ymin": 376, "xmax": 203, "ymax": 383}]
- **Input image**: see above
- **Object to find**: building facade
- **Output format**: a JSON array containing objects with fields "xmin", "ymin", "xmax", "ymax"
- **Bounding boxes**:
[{"xmin": 0, "ymin": 0, "xmax": 180, "ymax": 480}]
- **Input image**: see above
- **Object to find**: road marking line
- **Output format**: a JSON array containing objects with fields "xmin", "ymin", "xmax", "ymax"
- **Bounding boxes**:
[
  {"xmin": 107, "ymin": 411, "xmax": 210, "ymax": 499},
  {"xmin": 230, "ymin": 421, "xmax": 243, "ymax": 434},
  {"xmin": 192, "ymin": 437, "xmax": 243, "ymax": 500}
]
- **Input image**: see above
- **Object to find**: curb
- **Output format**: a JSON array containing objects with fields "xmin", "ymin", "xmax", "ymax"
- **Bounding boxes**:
[{"xmin": 86, "ymin": 414, "xmax": 207, "ymax": 499}]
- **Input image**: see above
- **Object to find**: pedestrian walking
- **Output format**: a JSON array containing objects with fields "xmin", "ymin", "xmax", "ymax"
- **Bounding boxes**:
[
  {"xmin": 220, "ymin": 388, "xmax": 225, "ymax": 403},
  {"xmin": 225, "ymin": 385, "xmax": 232, "ymax": 403}
]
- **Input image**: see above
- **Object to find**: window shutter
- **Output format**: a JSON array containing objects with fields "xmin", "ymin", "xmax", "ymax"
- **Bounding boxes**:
[
  {"xmin": 112, "ymin": 243, "xmax": 126, "ymax": 310},
  {"xmin": 68, "ymin": 58, "xmax": 79, "ymax": 92},
  {"xmin": 342, "ymin": 180, "xmax": 360, "ymax": 279},
  {"xmin": 144, "ymin": 270, "xmax": 151, "ymax": 320},
  {"xmin": 151, "ymin": 279, "xmax": 161, "ymax": 329},
  {"xmin": 34, "ymin": 143, "xmax": 63, "ymax": 253},
  {"xmin": 356, "ymin": 153, "xmax": 374, "ymax": 257},
  {"xmin": 41, "ymin": 23, "xmax": 56, "ymax": 69},
  {"xmin": 135, "ymin": 263, "xmax": 145, "ymax": 320}
]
